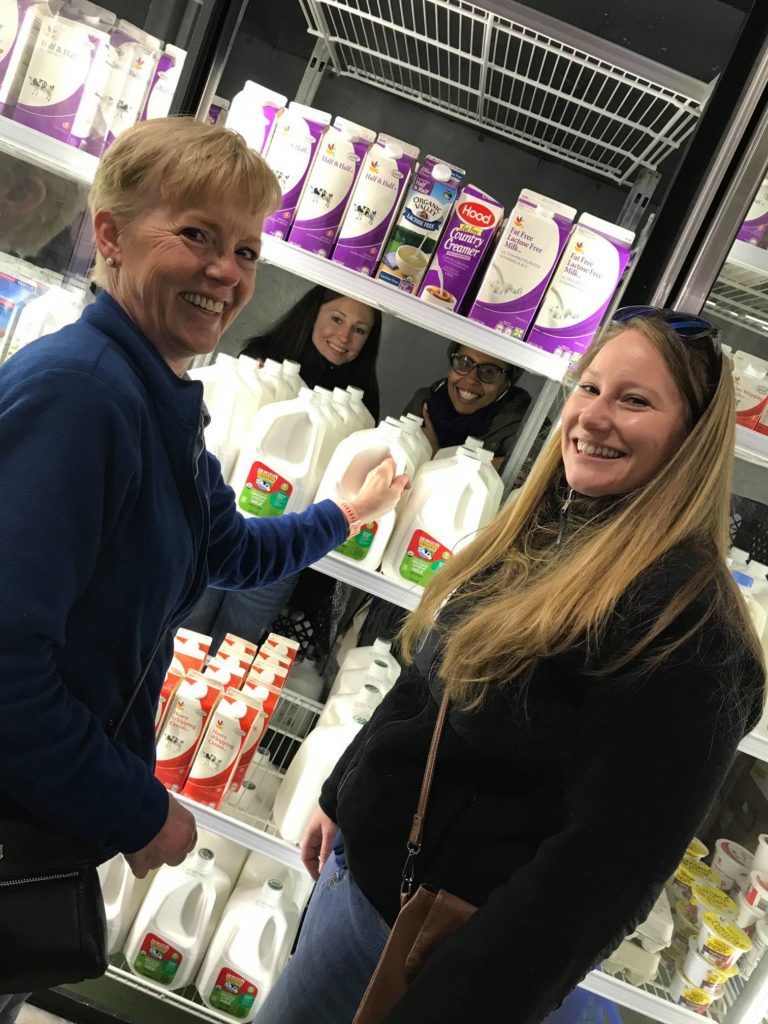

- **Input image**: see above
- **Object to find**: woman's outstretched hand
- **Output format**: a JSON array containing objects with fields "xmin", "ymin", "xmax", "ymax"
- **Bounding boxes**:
[
  {"xmin": 301, "ymin": 807, "xmax": 339, "ymax": 880},
  {"xmin": 344, "ymin": 456, "xmax": 409, "ymax": 524}
]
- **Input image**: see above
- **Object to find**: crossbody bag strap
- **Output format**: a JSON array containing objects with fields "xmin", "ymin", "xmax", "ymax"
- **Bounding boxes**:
[
  {"xmin": 400, "ymin": 689, "xmax": 450, "ymax": 904},
  {"xmin": 110, "ymin": 630, "xmax": 167, "ymax": 740}
]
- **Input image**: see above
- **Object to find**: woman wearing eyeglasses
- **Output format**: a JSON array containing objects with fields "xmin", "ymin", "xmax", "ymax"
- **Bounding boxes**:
[
  {"xmin": 255, "ymin": 308, "xmax": 766, "ymax": 1024},
  {"xmin": 402, "ymin": 343, "xmax": 532, "ymax": 470}
]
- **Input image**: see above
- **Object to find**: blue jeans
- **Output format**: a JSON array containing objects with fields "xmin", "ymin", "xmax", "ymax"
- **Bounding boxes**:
[
  {"xmin": 256, "ymin": 835, "xmax": 390, "ymax": 1023},
  {"xmin": 182, "ymin": 576, "xmax": 298, "ymax": 653},
  {"xmin": 0, "ymin": 994, "xmax": 29, "ymax": 1024}
]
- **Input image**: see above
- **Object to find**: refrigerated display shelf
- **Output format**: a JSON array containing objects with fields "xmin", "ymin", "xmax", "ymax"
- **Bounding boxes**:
[
  {"xmin": 707, "ymin": 239, "xmax": 768, "ymax": 335},
  {"xmin": 178, "ymin": 792, "xmax": 303, "ymax": 869},
  {"xmin": 258, "ymin": 234, "xmax": 573, "ymax": 382},
  {"xmin": 735, "ymin": 426, "xmax": 768, "ymax": 469},
  {"xmin": 299, "ymin": 0, "xmax": 709, "ymax": 186},
  {"xmin": 0, "ymin": 113, "xmax": 99, "ymax": 186},
  {"xmin": 106, "ymin": 964, "xmax": 225, "ymax": 1023},
  {"xmin": 311, "ymin": 550, "xmax": 422, "ymax": 609}
]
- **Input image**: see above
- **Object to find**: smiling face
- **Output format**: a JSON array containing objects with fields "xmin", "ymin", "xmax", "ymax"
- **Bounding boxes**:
[
  {"xmin": 561, "ymin": 329, "xmax": 690, "ymax": 497},
  {"xmin": 95, "ymin": 198, "xmax": 263, "ymax": 374},
  {"xmin": 447, "ymin": 345, "xmax": 510, "ymax": 415},
  {"xmin": 311, "ymin": 296, "xmax": 376, "ymax": 365}
]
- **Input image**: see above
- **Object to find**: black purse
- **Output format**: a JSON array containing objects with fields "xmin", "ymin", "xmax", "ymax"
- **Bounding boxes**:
[{"xmin": 0, "ymin": 635, "xmax": 164, "ymax": 994}]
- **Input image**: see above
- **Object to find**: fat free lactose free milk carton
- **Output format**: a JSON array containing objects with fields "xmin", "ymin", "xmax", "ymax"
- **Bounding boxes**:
[
  {"xmin": 288, "ymin": 117, "xmax": 376, "ymax": 257},
  {"xmin": 376, "ymin": 155, "xmax": 465, "ymax": 294},
  {"xmin": 262, "ymin": 102, "xmax": 332, "ymax": 240},
  {"xmin": 417, "ymin": 185, "xmax": 503, "ymax": 313},
  {"xmin": 526, "ymin": 213, "xmax": 635, "ymax": 361},
  {"xmin": 331, "ymin": 133, "xmax": 420, "ymax": 276},
  {"xmin": 468, "ymin": 189, "xmax": 575, "ymax": 339}
]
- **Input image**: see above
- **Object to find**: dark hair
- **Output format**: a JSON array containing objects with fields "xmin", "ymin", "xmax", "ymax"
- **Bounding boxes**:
[{"xmin": 241, "ymin": 285, "xmax": 382, "ymax": 416}]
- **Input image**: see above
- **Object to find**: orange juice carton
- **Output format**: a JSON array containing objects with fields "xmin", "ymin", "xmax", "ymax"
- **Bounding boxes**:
[
  {"xmin": 155, "ymin": 669, "xmax": 183, "ymax": 736},
  {"xmin": 154, "ymin": 672, "xmax": 223, "ymax": 791},
  {"xmin": 181, "ymin": 691, "xmax": 267, "ymax": 809},
  {"xmin": 170, "ymin": 628, "xmax": 212, "ymax": 675}
]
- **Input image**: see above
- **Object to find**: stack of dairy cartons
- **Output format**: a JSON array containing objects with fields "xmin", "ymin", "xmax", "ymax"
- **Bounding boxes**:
[
  {"xmin": 0, "ymin": 1, "xmax": 187, "ymax": 154},
  {"xmin": 733, "ymin": 350, "xmax": 768, "ymax": 443},
  {"xmin": 154, "ymin": 628, "xmax": 305, "ymax": 812}
]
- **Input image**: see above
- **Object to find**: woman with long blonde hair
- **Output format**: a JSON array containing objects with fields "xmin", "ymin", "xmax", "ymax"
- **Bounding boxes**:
[{"xmin": 257, "ymin": 308, "xmax": 766, "ymax": 1024}]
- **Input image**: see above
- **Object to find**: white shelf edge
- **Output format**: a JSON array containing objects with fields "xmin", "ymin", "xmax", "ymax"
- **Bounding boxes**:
[
  {"xmin": 735, "ymin": 426, "xmax": 768, "ymax": 469},
  {"xmin": 725, "ymin": 240, "xmax": 768, "ymax": 278},
  {"xmin": 177, "ymin": 793, "xmax": 302, "ymax": 869},
  {"xmin": 738, "ymin": 729, "xmax": 768, "ymax": 762},
  {"xmin": 310, "ymin": 552, "xmax": 422, "ymax": 610},
  {"xmin": 258, "ymin": 235, "xmax": 572, "ymax": 383},
  {"xmin": 0, "ymin": 114, "xmax": 98, "ymax": 187},
  {"xmin": 579, "ymin": 970, "xmax": 706, "ymax": 1024}
]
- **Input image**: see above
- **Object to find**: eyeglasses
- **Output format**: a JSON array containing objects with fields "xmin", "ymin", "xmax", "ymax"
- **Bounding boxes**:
[
  {"xmin": 612, "ymin": 306, "xmax": 723, "ymax": 391},
  {"xmin": 449, "ymin": 352, "xmax": 509, "ymax": 385}
]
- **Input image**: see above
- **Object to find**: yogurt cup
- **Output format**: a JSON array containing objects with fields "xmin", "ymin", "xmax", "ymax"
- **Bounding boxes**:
[
  {"xmin": 670, "ymin": 857, "xmax": 722, "ymax": 903},
  {"xmin": 736, "ymin": 887, "xmax": 766, "ymax": 933},
  {"xmin": 674, "ymin": 898, "xmax": 702, "ymax": 936},
  {"xmin": 741, "ymin": 917, "xmax": 768, "ymax": 977},
  {"xmin": 668, "ymin": 970, "xmax": 715, "ymax": 1014},
  {"xmin": 689, "ymin": 882, "xmax": 738, "ymax": 926},
  {"xmin": 697, "ymin": 912, "xmax": 752, "ymax": 968},
  {"xmin": 683, "ymin": 939, "xmax": 739, "ymax": 992},
  {"xmin": 744, "ymin": 871, "xmax": 768, "ymax": 914},
  {"xmin": 753, "ymin": 834, "xmax": 768, "ymax": 875},
  {"xmin": 687, "ymin": 837, "xmax": 709, "ymax": 860},
  {"xmin": 713, "ymin": 838, "xmax": 753, "ymax": 892}
]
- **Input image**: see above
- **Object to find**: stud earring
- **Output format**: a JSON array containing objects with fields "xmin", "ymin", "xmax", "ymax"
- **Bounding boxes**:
[{"xmin": 106, "ymin": 256, "xmax": 115, "ymax": 267}]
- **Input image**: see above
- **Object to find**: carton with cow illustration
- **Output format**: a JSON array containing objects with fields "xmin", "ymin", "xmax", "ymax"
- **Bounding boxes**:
[
  {"xmin": 331, "ymin": 133, "xmax": 420, "ymax": 275},
  {"xmin": 288, "ymin": 116, "xmax": 376, "ymax": 258},
  {"xmin": 262, "ymin": 102, "xmax": 332, "ymax": 240},
  {"xmin": 417, "ymin": 184, "xmax": 503, "ymax": 313},
  {"xmin": 0, "ymin": 1, "xmax": 52, "ymax": 116},
  {"xmin": 375, "ymin": 155, "xmax": 464, "ymax": 294}
]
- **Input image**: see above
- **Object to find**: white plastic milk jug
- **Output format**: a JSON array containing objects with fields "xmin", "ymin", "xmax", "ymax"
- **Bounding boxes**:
[
  {"xmin": 381, "ymin": 449, "xmax": 503, "ymax": 592},
  {"xmin": 314, "ymin": 386, "xmax": 348, "ymax": 447},
  {"xmin": 333, "ymin": 387, "xmax": 362, "ymax": 433},
  {"xmin": 434, "ymin": 435, "xmax": 484, "ymax": 461},
  {"xmin": 329, "ymin": 638, "xmax": 401, "ymax": 699},
  {"xmin": 271, "ymin": 686, "xmax": 383, "ymax": 844},
  {"xmin": 260, "ymin": 358, "xmax": 295, "ymax": 403},
  {"xmin": 346, "ymin": 386, "xmax": 375, "ymax": 430},
  {"xmin": 230, "ymin": 388, "xmax": 335, "ymax": 518},
  {"xmin": 196, "ymin": 878, "xmax": 300, "ymax": 1021},
  {"xmin": 281, "ymin": 360, "xmax": 305, "ymax": 396},
  {"xmin": 98, "ymin": 854, "xmax": 154, "ymax": 956},
  {"xmin": 314, "ymin": 420, "xmax": 414, "ymax": 570},
  {"xmin": 124, "ymin": 848, "xmax": 231, "ymax": 990},
  {"xmin": 399, "ymin": 414, "xmax": 434, "ymax": 468}
]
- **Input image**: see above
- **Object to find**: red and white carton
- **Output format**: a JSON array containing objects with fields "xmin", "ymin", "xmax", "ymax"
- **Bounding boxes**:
[
  {"xmin": 242, "ymin": 669, "xmax": 284, "ymax": 725},
  {"xmin": 155, "ymin": 669, "xmax": 183, "ymax": 736},
  {"xmin": 251, "ymin": 649, "xmax": 292, "ymax": 681},
  {"xmin": 263, "ymin": 632, "xmax": 300, "ymax": 667},
  {"xmin": 154, "ymin": 672, "xmax": 223, "ymax": 791},
  {"xmin": 225, "ymin": 705, "xmax": 273, "ymax": 796},
  {"xmin": 181, "ymin": 690, "xmax": 267, "ymax": 809},
  {"xmin": 219, "ymin": 633, "xmax": 258, "ymax": 671},
  {"xmin": 170, "ymin": 628, "xmax": 212, "ymax": 676},
  {"xmin": 204, "ymin": 654, "xmax": 247, "ymax": 691}
]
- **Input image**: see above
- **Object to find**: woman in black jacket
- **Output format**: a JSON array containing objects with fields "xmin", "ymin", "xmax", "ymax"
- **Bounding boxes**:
[{"xmin": 256, "ymin": 308, "xmax": 766, "ymax": 1024}]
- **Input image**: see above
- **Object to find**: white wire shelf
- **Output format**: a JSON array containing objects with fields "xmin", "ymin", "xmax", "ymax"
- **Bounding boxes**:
[
  {"xmin": 299, "ymin": 0, "xmax": 709, "ymax": 186},
  {"xmin": 310, "ymin": 551, "xmax": 422, "ymax": 609},
  {"xmin": 735, "ymin": 426, "xmax": 768, "ymax": 469},
  {"xmin": 259, "ymin": 234, "xmax": 572, "ymax": 381},
  {"xmin": 706, "ymin": 240, "xmax": 768, "ymax": 335},
  {"xmin": 0, "ymin": 113, "xmax": 99, "ymax": 187}
]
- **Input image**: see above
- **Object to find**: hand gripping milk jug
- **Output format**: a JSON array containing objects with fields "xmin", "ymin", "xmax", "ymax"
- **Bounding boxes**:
[
  {"xmin": 196, "ymin": 878, "xmax": 300, "ymax": 1021},
  {"xmin": 124, "ymin": 848, "xmax": 231, "ymax": 990},
  {"xmin": 314, "ymin": 419, "xmax": 414, "ymax": 569},
  {"xmin": 230, "ymin": 388, "xmax": 336, "ymax": 518},
  {"xmin": 381, "ymin": 448, "xmax": 503, "ymax": 592},
  {"xmin": 272, "ymin": 684, "xmax": 384, "ymax": 844},
  {"xmin": 98, "ymin": 854, "xmax": 154, "ymax": 955},
  {"xmin": 329, "ymin": 637, "xmax": 401, "ymax": 699}
]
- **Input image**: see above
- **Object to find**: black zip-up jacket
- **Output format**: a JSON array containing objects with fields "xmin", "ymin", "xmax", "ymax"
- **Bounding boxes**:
[{"xmin": 320, "ymin": 545, "xmax": 766, "ymax": 1024}]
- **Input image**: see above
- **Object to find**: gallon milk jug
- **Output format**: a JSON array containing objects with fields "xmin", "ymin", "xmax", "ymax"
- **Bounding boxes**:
[
  {"xmin": 329, "ymin": 638, "xmax": 401, "ymax": 699},
  {"xmin": 189, "ymin": 354, "xmax": 255, "ymax": 481},
  {"xmin": 98, "ymin": 854, "xmax": 154, "ymax": 956},
  {"xmin": 260, "ymin": 358, "xmax": 295, "ymax": 403},
  {"xmin": 124, "ymin": 848, "xmax": 230, "ymax": 990},
  {"xmin": 382, "ymin": 449, "xmax": 503, "ymax": 592},
  {"xmin": 399, "ymin": 414, "xmax": 433, "ymax": 468},
  {"xmin": 314, "ymin": 386, "xmax": 347, "ymax": 447},
  {"xmin": 196, "ymin": 878, "xmax": 300, "ymax": 1021},
  {"xmin": 346, "ymin": 386, "xmax": 375, "ymax": 430},
  {"xmin": 284, "ymin": 657, "xmax": 324, "ymax": 702},
  {"xmin": 314, "ymin": 420, "xmax": 414, "ymax": 570},
  {"xmin": 281, "ymin": 360, "xmax": 305, "ymax": 396},
  {"xmin": 434, "ymin": 435, "xmax": 484, "ymax": 461},
  {"xmin": 272, "ymin": 687, "xmax": 383, "ymax": 844},
  {"xmin": 332, "ymin": 387, "xmax": 362, "ymax": 433},
  {"xmin": 230, "ymin": 388, "xmax": 335, "ymax": 518}
]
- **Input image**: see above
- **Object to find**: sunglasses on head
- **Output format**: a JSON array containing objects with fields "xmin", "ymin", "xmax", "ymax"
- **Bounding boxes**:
[{"xmin": 449, "ymin": 352, "xmax": 509, "ymax": 385}]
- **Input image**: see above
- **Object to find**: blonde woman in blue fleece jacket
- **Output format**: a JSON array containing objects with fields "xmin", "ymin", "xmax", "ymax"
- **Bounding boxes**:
[{"xmin": 0, "ymin": 118, "xmax": 406, "ymax": 1017}]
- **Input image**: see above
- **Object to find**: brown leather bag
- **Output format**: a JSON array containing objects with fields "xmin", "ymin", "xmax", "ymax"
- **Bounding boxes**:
[{"xmin": 353, "ymin": 692, "xmax": 477, "ymax": 1024}]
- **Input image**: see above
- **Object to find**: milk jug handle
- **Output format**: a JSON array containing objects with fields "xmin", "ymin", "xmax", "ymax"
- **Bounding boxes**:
[{"xmin": 110, "ymin": 630, "xmax": 167, "ymax": 739}]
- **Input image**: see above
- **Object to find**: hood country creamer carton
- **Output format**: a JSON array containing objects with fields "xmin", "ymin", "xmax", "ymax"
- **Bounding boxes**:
[
  {"xmin": 737, "ymin": 177, "xmax": 768, "ymax": 246},
  {"xmin": 140, "ymin": 43, "xmax": 186, "ymax": 121},
  {"xmin": 418, "ymin": 184, "xmax": 503, "ymax": 313},
  {"xmin": 331, "ymin": 133, "xmax": 420, "ymax": 275},
  {"xmin": 226, "ymin": 79, "xmax": 286, "ymax": 154},
  {"xmin": 288, "ymin": 116, "xmax": 376, "ymax": 257},
  {"xmin": 526, "ymin": 213, "xmax": 635, "ymax": 361},
  {"xmin": 468, "ymin": 189, "xmax": 575, "ymax": 339},
  {"xmin": 375, "ymin": 155, "xmax": 464, "ymax": 294},
  {"xmin": 262, "ymin": 102, "xmax": 332, "ymax": 239}
]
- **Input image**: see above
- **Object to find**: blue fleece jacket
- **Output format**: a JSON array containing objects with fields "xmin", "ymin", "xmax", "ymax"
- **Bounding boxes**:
[{"xmin": 0, "ymin": 292, "xmax": 347, "ymax": 857}]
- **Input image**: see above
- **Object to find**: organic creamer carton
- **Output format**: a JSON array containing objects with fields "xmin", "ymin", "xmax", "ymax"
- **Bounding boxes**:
[{"xmin": 376, "ymin": 155, "xmax": 464, "ymax": 294}]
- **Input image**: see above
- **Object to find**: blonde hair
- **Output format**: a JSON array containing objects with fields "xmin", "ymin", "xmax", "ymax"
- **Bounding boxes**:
[
  {"xmin": 401, "ymin": 317, "xmax": 765, "ymax": 707},
  {"xmin": 88, "ymin": 117, "xmax": 282, "ymax": 285}
]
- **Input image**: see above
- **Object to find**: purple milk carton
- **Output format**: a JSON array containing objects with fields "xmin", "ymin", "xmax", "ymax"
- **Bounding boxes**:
[
  {"xmin": 0, "ymin": 1, "xmax": 54, "ymax": 116},
  {"xmin": 262, "ymin": 102, "xmax": 332, "ymax": 239},
  {"xmin": 141, "ymin": 44, "xmax": 187, "ymax": 122},
  {"xmin": 225, "ymin": 80, "xmax": 286, "ymax": 154},
  {"xmin": 418, "ymin": 185, "xmax": 503, "ymax": 314},
  {"xmin": 331, "ymin": 133, "xmax": 420, "ymax": 276},
  {"xmin": 469, "ymin": 189, "xmax": 575, "ymax": 340},
  {"xmin": 288, "ymin": 116, "xmax": 376, "ymax": 258},
  {"xmin": 737, "ymin": 177, "xmax": 768, "ymax": 246},
  {"xmin": 206, "ymin": 95, "xmax": 229, "ymax": 125},
  {"xmin": 526, "ymin": 213, "xmax": 635, "ymax": 362},
  {"xmin": 10, "ymin": 1, "xmax": 115, "ymax": 146}
]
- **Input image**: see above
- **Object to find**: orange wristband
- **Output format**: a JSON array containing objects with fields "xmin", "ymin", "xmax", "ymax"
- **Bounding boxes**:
[{"xmin": 338, "ymin": 500, "xmax": 364, "ymax": 537}]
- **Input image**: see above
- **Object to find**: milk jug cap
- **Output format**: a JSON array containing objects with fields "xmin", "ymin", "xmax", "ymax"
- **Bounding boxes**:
[
  {"xmin": 367, "ymin": 660, "xmax": 390, "ymax": 682},
  {"xmin": 267, "ymin": 878, "xmax": 284, "ymax": 891},
  {"xmin": 353, "ymin": 715, "xmax": 369, "ymax": 725},
  {"xmin": 463, "ymin": 436, "xmax": 483, "ymax": 450},
  {"xmin": 373, "ymin": 638, "xmax": 392, "ymax": 655},
  {"xmin": 263, "ymin": 358, "xmax": 282, "ymax": 373},
  {"xmin": 283, "ymin": 360, "xmax": 301, "ymax": 376},
  {"xmin": 194, "ymin": 848, "xmax": 215, "ymax": 874},
  {"xmin": 404, "ymin": 413, "xmax": 424, "ymax": 426},
  {"xmin": 347, "ymin": 386, "xmax": 364, "ymax": 399}
]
